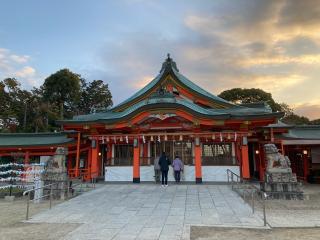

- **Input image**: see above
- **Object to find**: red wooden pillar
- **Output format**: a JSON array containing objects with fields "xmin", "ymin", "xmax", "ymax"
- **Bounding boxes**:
[
  {"xmin": 281, "ymin": 140, "xmax": 285, "ymax": 155},
  {"xmin": 88, "ymin": 147, "xmax": 92, "ymax": 174},
  {"xmin": 91, "ymin": 139, "xmax": 99, "ymax": 178},
  {"xmin": 194, "ymin": 137, "xmax": 202, "ymax": 183},
  {"xmin": 241, "ymin": 137, "xmax": 250, "ymax": 179},
  {"xmin": 258, "ymin": 144, "xmax": 265, "ymax": 181},
  {"xmin": 270, "ymin": 127, "xmax": 274, "ymax": 142},
  {"xmin": 133, "ymin": 138, "xmax": 140, "ymax": 183},
  {"xmin": 106, "ymin": 143, "xmax": 112, "ymax": 165},
  {"xmin": 23, "ymin": 151, "xmax": 30, "ymax": 180},
  {"xmin": 24, "ymin": 151, "xmax": 30, "ymax": 165},
  {"xmin": 235, "ymin": 138, "xmax": 241, "ymax": 171},
  {"xmin": 75, "ymin": 132, "xmax": 81, "ymax": 177},
  {"xmin": 143, "ymin": 143, "xmax": 148, "ymax": 165}
]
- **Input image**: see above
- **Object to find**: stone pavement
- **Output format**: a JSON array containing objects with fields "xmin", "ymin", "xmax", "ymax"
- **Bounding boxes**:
[{"xmin": 28, "ymin": 184, "xmax": 264, "ymax": 240}]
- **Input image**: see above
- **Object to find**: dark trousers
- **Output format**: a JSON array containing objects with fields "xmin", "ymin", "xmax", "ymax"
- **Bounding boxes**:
[
  {"xmin": 161, "ymin": 170, "xmax": 168, "ymax": 185},
  {"xmin": 154, "ymin": 169, "xmax": 161, "ymax": 182},
  {"xmin": 174, "ymin": 170, "xmax": 181, "ymax": 182}
]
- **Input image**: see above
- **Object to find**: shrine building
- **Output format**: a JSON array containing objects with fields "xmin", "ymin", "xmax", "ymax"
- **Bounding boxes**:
[
  {"xmin": 1, "ymin": 55, "xmax": 320, "ymax": 183},
  {"xmin": 59, "ymin": 55, "xmax": 283, "ymax": 183}
]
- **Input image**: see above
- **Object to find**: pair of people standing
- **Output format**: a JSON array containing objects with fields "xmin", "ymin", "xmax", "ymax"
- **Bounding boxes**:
[{"xmin": 158, "ymin": 152, "xmax": 184, "ymax": 186}]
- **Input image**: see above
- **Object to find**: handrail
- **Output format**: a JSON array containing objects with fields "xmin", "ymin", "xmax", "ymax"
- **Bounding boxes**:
[
  {"xmin": 226, "ymin": 169, "xmax": 267, "ymax": 226},
  {"xmin": 23, "ymin": 182, "xmax": 59, "ymax": 220},
  {"xmin": 23, "ymin": 183, "xmax": 57, "ymax": 196},
  {"xmin": 23, "ymin": 174, "xmax": 98, "ymax": 221}
]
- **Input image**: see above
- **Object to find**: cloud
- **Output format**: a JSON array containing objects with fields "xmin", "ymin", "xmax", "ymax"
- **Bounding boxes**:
[
  {"xmin": 276, "ymin": 36, "xmax": 320, "ymax": 57},
  {"xmin": 278, "ymin": 0, "xmax": 320, "ymax": 29},
  {"xmin": 131, "ymin": 75, "xmax": 154, "ymax": 90},
  {"xmin": 0, "ymin": 48, "xmax": 41, "ymax": 88},
  {"xmin": 293, "ymin": 102, "xmax": 320, "ymax": 120},
  {"xmin": 10, "ymin": 54, "xmax": 30, "ymax": 63},
  {"xmin": 238, "ymin": 54, "xmax": 320, "ymax": 67},
  {"xmin": 15, "ymin": 66, "xmax": 36, "ymax": 78},
  {"xmin": 92, "ymin": 0, "xmax": 320, "ymax": 120},
  {"xmin": 180, "ymin": 0, "xmax": 320, "ymax": 119}
]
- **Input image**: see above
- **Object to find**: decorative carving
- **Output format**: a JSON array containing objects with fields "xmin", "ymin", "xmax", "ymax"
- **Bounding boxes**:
[{"xmin": 149, "ymin": 113, "xmax": 176, "ymax": 120}]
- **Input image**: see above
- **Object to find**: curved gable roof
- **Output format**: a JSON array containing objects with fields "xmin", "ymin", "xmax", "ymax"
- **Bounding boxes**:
[
  {"xmin": 111, "ymin": 55, "xmax": 235, "ymax": 112},
  {"xmin": 59, "ymin": 55, "xmax": 283, "ymax": 126}
]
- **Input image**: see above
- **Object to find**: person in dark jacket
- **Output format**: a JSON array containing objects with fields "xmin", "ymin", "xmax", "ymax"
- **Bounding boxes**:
[{"xmin": 158, "ymin": 151, "xmax": 171, "ymax": 187}]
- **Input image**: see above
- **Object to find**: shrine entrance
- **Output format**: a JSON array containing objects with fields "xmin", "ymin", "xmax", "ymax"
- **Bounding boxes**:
[{"xmin": 150, "ymin": 141, "xmax": 194, "ymax": 165}]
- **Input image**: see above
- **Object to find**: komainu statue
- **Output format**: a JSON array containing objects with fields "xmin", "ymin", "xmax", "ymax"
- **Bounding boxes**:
[
  {"xmin": 262, "ymin": 144, "xmax": 303, "ymax": 200},
  {"xmin": 264, "ymin": 144, "xmax": 291, "ymax": 173}
]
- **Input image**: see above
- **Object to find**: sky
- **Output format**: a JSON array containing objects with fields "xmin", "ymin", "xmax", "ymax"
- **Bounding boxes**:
[{"xmin": 0, "ymin": 0, "xmax": 320, "ymax": 119}]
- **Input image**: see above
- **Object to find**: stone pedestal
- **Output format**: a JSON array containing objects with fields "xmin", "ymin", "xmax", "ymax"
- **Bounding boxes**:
[
  {"xmin": 4, "ymin": 195, "xmax": 15, "ymax": 201},
  {"xmin": 261, "ymin": 144, "xmax": 303, "ymax": 200},
  {"xmin": 34, "ymin": 177, "xmax": 44, "ymax": 203},
  {"xmin": 42, "ymin": 147, "xmax": 69, "ymax": 200}
]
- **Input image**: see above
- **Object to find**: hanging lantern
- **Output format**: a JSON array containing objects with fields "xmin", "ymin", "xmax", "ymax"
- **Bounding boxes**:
[
  {"xmin": 158, "ymin": 135, "xmax": 161, "ymax": 142},
  {"xmin": 164, "ymin": 135, "xmax": 168, "ymax": 141},
  {"xmin": 227, "ymin": 133, "xmax": 231, "ymax": 140},
  {"xmin": 102, "ymin": 137, "xmax": 105, "ymax": 144},
  {"xmin": 234, "ymin": 132, "xmax": 237, "ymax": 141},
  {"xmin": 150, "ymin": 136, "xmax": 154, "ymax": 141},
  {"xmin": 120, "ymin": 136, "xmax": 123, "ymax": 142},
  {"xmin": 106, "ymin": 136, "xmax": 110, "ymax": 142},
  {"xmin": 220, "ymin": 133, "xmax": 223, "ymax": 142},
  {"xmin": 212, "ymin": 134, "xmax": 215, "ymax": 140},
  {"xmin": 179, "ymin": 135, "xmax": 183, "ymax": 141},
  {"xmin": 142, "ymin": 135, "xmax": 146, "ymax": 144},
  {"xmin": 125, "ymin": 136, "xmax": 129, "ymax": 144}
]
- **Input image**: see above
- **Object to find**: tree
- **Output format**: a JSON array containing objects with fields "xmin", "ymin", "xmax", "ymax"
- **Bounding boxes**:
[
  {"xmin": 0, "ymin": 78, "xmax": 28, "ymax": 132},
  {"xmin": 79, "ymin": 80, "xmax": 113, "ymax": 114},
  {"xmin": 281, "ymin": 114, "xmax": 310, "ymax": 125},
  {"xmin": 310, "ymin": 119, "xmax": 320, "ymax": 125},
  {"xmin": 218, "ymin": 87, "xmax": 314, "ymax": 125},
  {"xmin": 218, "ymin": 88, "xmax": 282, "ymax": 112},
  {"xmin": 42, "ymin": 69, "xmax": 81, "ymax": 119}
]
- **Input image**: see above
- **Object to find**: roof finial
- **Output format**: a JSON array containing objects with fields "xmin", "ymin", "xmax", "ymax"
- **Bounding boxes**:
[{"xmin": 160, "ymin": 53, "xmax": 179, "ymax": 72}]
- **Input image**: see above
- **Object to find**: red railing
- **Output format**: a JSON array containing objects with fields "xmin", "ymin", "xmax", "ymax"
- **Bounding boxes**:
[{"xmin": 68, "ymin": 168, "xmax": 95, "ymax": 181}]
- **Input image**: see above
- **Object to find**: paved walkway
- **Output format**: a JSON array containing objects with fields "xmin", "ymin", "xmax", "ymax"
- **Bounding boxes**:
[{"xmin": 28, "ymin": 184, "xmax": 264, "ymax": 240}]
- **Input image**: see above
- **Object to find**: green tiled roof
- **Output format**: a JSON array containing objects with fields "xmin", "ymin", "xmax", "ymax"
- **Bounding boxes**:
[
  {"xmin": 0, "ymin": 132, "xmax": 75, "ymax": 148},
  {"xmin": 59, "ymin": 55, "xmax": 283, "ymax": 125},
  {"xmin": 60, "ymin": 93, "xmax": 281, "ymax": 124},
  {"xmin": 282, "ymin": 126, "xmax": 320, "ymax": 140}
]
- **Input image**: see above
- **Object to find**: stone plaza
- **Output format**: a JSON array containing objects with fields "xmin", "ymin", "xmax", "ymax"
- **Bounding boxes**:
[{"xmin": 27, "ymin": 184, "xmax": 264, "ymax": 240}]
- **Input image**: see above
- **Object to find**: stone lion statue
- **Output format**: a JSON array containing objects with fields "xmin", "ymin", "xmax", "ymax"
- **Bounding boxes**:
[{"xmin": 264, "ymin": 144, "xmax": 291, "ymax": 173}]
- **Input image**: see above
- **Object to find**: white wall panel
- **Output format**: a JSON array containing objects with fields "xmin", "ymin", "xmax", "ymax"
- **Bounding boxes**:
[{"xmin": 105, "ymin": 165, "xmax": 238, "ymax": 182}]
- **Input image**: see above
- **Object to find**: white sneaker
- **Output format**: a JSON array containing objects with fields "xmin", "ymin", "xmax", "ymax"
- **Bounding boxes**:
[
  {"xmin": 161, "ymin": 185, "xmax": 165, "ymax": 188},
  {"xmin": 165, "ymin": 184, "xmax": 168, "ymax": 187}
]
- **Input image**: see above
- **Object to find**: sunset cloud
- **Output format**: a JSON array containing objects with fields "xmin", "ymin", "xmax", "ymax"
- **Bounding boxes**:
[
  {"xmin": 293, "ymin": 102, "xmax": 320, "ymax": 121},
  {"xmin": 2, "ymin": 0, "xmax": 319, "ymax": 119},
  {"xmin": 15, "ymin": 66, "xmax": 36, "ymax": 78}
]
